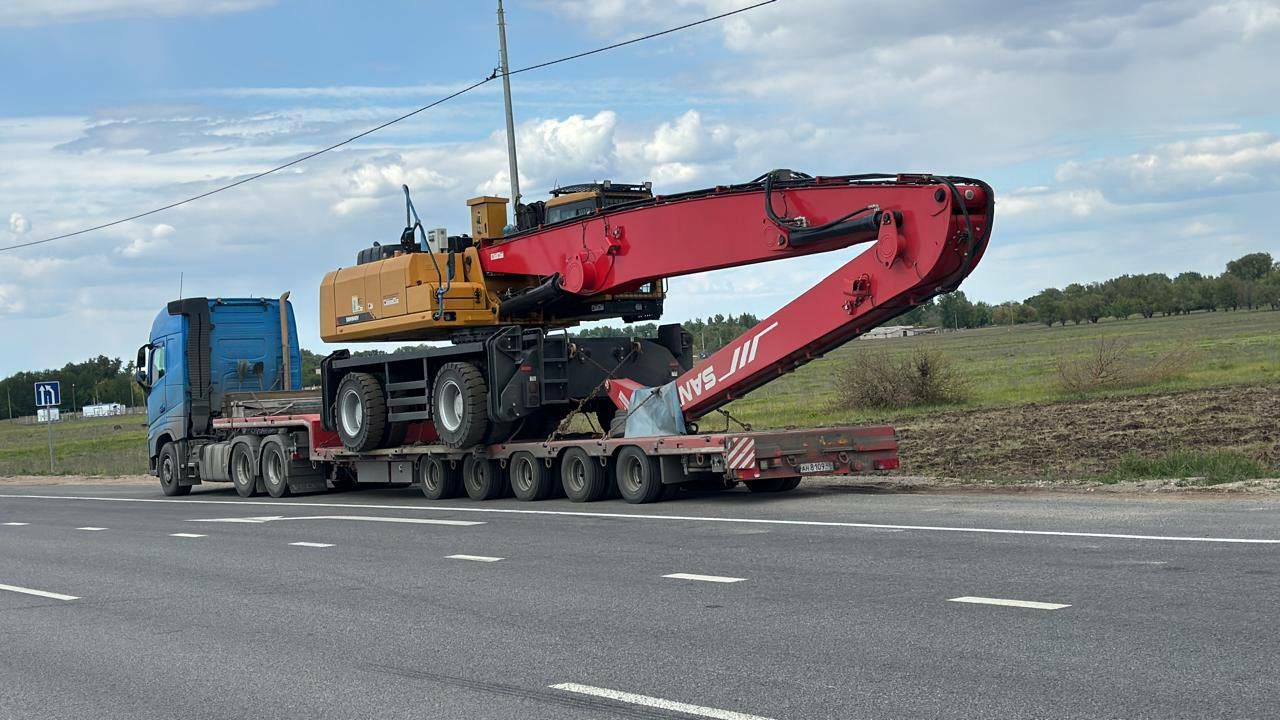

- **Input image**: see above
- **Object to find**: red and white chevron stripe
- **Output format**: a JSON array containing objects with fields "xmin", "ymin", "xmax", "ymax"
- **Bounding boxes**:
[{"xmin": 724, "ymin": 437, "xmax": 756, "ymax": 470}]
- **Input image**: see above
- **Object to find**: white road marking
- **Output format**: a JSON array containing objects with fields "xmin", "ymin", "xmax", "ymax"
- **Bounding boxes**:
[
  {"xmin": 0, "ymin": 583, "xmax": 79, "ymax": 601},
  {"xmin": 76, "ymin": 527, "xmax": 107, "ymax": 531},
  {"xmin": 446, "ymin": 554, "xmax": 503, "ymax": 562},
  {"xmin": 189, "ymin": 514, "xmax": 483, "ymax": 526},
  {"xmin": 169, "ymin": 533, "xmax": 206, "ymax": 538},
  {"xmin": 3, "ymin": 522, "xmax": 29, "ymax": 526},
  {"xmin": 4, "ymin": 494, "xmax": 1278, "ymax": 545},
  {"xmin": 550, "ymin": 683, "xmax": 774, "ymax": 720},
  {"xmin": 948, "ymin": 596, "xmax": 1071, "ymax": 610},
  {"xmin": 664, "ymin": 573, "xmax": 746, "ymax": 584},
  {"xmin": 289, "ymin": 542, "xmax": 335, "ymax": 548}
]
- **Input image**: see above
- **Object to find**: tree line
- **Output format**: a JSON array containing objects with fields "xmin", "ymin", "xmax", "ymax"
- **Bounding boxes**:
[
  {"xmin": 899, "ymin": 252, "xmax": 1280, "ymax": 329},
  {"xmin": 0, "ymin": 356, "xmax": 142, "ymax": 419}
]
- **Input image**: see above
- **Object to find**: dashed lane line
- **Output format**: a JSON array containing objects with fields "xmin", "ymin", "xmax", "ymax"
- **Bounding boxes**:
[
  {"xmin": 549, "ymin": 683, "xmax": 775, "ymax": 720},
  {"xmin": 4, "ymin": 493, "xmax": 1279, "ymax": 545},
  {"xmin": 289, "ymin": 542, "xmax": 335, "ymax": 548},
  {"xmin": 446, "ymin": 554, "xmax": 504, "ymax": 562},
  {"xmin": 3, "ymin": 522, "xmax": 29, "ymax": 526},
  {"xmin": 0, "ymin": 583, "xmax": 79, "ymax": 601},
  {"xmin": 664, "ymin": 573, "xmax": 746, "ymax": 584},
  {"xmin": 169, "ymin": 533, "xmax": 206, "ymax": 538},
  {"xmin": 948, "ymin": 596, "xmax": 1071, "ymax": 610},
  {"xmin": 75, "ymin": 527, "xmax": 107, "ymax": 531}
]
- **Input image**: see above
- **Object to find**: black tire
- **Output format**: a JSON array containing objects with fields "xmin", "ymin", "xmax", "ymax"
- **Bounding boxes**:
[
  {"xmin": 420, "ymin": 456, "xmax": 463, "ymax": 500},
  {"xmin": 335, "ymin": 372, "xmax": 387, "ymax": 452},
  {"xmin": 614, "ymin": 446, "xmax": 664, "ymax": 504},
  {"xmin": 778, "ymin": 476, "xmax": 802, "ymax": 492},
  {"xmin": 384, "ymin": 422, "xmax": 409, "ymax": 447},
  {"xmin": 230, "ymin": 442, "xmax": 258, "ymax": 498},
  {"xmin": 509, "ymin": 451, "xmax": 553, "ymax": 501},
  {"xmin": 261, "ymin": 441, "xmax": 292, "ymax": 499},
  {"xmin": 433, "ymin": 363, "xmax": 489, "ymax": 448},
  {"xmin": 745, "ymin": 478, "xmax": 787, "ymax": 493},
  {"xmin": 157, "ymin": 443, "xmax": 190, "ymax": 496},
  {"xmin": 462, "ymin": 454, "xmax": 503, "ymax": 500},
  {"xmin": 559, "ymin": 447, "xmax": 608, "ymax": 503}
]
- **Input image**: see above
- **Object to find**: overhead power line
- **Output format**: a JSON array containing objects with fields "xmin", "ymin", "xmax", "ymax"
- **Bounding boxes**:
[{"xmin": 4, "ymin": 0, "xmax": 778, "ymax": 253}]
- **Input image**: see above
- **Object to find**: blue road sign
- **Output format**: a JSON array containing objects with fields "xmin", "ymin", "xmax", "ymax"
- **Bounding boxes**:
[{"xmin": 34, "ymin": 381, "xmax": 61, "ymax": 408}]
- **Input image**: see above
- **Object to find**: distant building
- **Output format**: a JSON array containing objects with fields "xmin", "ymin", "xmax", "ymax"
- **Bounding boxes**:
[
  {"xmin": 859, "ymin": 325, "xmax": 938, "ymax": 340},
  {"xmin": 83, "ymin": 403, "xmax": 126, "ymax": 417}
]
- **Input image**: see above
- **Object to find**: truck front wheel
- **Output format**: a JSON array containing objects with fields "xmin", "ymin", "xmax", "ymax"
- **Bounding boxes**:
[
  {"xmin": 157, "ymin": 443, "xmax": 190, "ymax": 497},
  {"xmin": 336, "ymin": 372, "xmax": 388, "ymax": 452}
]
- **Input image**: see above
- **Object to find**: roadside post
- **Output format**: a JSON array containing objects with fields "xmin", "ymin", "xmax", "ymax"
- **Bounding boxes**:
[{"xmin": 34, "ymin": 381, "xmax": 61, "ymax": 473}]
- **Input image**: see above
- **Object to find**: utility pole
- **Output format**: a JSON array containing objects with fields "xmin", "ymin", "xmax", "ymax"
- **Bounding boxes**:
[{"xmin": 497, "ymin": 0, "xmax": 521, "ymax": 208}]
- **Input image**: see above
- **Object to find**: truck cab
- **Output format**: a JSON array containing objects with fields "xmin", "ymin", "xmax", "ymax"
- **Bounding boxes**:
[{"xmin": 136, "ymin": 296, "xmax": 303, "ymax": 493}]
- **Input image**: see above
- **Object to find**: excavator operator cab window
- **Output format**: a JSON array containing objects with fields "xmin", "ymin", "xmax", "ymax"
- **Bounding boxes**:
[{"xmin": 545, "ymin": 200, "xmax": 596, "ymax": 224}]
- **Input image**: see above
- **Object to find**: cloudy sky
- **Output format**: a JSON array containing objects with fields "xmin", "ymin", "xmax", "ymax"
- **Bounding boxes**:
[{"xmin": 2, "ymin": 0, "xmax": 1278, "ymax": 376}]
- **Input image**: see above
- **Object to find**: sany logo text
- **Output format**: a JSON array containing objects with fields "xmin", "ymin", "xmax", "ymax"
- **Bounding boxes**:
[{"xmin": 677, "ymin": 322, "xmax": 779, "ymax": 406}]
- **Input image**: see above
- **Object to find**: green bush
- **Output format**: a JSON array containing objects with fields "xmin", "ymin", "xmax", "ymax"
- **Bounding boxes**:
[{"xmin": 835, "ymin": 348, "xmax": 971, "ymax": 410}]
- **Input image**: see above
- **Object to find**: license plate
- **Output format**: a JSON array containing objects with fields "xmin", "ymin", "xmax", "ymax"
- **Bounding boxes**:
[{"xmin": 798, "ymin": 461, "xmax": 835, "ymax": 474}]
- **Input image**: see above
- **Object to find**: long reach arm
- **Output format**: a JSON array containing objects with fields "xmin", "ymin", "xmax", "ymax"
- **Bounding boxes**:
[{"xmin": 550, "ymin": 173, "xmax": 996, "ymax": 427}]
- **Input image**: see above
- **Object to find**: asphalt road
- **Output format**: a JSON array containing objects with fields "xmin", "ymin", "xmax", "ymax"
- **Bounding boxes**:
[{"xmin": 2, "ymin": 482, "xmax": 1278, "ymax": 719}]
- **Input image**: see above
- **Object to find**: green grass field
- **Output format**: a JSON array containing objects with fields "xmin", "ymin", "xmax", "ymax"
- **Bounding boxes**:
[
  {"xmin": 726, "ymin": 308, "xmax": 1280, "ymax": 429},
  {"xmin": 1, "ymin": 309, "xmax": 1276, "ymax": 480},
  {"xmin": 0, "ymin": 414, "xmax": 148, "ymax": 476}
]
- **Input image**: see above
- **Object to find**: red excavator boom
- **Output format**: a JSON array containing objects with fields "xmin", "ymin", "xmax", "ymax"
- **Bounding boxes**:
[{"xmin": 560, "ymin": 172, "xmax": 995, "ymax": 431}]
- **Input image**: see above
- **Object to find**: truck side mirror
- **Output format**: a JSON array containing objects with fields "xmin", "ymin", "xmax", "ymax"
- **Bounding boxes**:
[{"xmin": 135, "ymin": 344, "xmax": 152, "ymax": 392}]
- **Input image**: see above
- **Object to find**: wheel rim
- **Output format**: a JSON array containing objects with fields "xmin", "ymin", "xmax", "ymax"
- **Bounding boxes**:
[
  {"xmin": 339, "ymin": 387, "xmax": 363, "ymax": 438},
  {"xmin": 467, "ymin": 461, "xmax": 486, "ymax": 492},
  {"xmin": 437, "ymin": 379, "xmax": 464, "ymax": 432},
  {"xmin": 265, "ymin": 450, "xmax": 284, "ymax": 489},
  {"xmin": 566, "ymin": 457, "xmax": 586, "ymax": 493},
  {"xmin": 622, "ymin": 455, "xmax": 643, "ymax": 493},
  {"xmin": 514, "ymin": 458, "xmax": 534, "ymax": 493},
  {"xmin": 234, "ymin": 452, "xmax": 251, "ymax": 486},
  {"xmin": 161, "ymin": 455, "xmax": 174, "ymax": 485},
  {"xmin": 423, "ymin": 461, "xmax": 440, "ymax": 491}
]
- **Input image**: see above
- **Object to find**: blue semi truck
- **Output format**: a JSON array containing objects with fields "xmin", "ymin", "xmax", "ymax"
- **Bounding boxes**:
[{"xmin": 136, "ymin": 294, "xmax": 900, "ymax": 502}]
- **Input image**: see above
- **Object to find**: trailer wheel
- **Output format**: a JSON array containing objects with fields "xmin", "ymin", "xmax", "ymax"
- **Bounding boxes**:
[
  {"xmin": 230, "ymin": 442, "xmax": 259, "ymax": 498},
  {"xmin": 462, "ymin": 454, "xmax": 503, "ymax": 500},
  {"xmin": 157, "ymin": 443, "xmax": 190, "ymax": 497},
  {"xmin": 779, "ymin": 476, "xmax": 802, "ymax": 492},
  {"xmin": 420, "ymin": 456, "xmax": 462, "ymax": 500},
  {"xmin": 261, "ymin": 441, "xmax": 292, "ymax": 499},
  {"xmin": 560, "ymin": 447, "xmax": 608, "ymax": 503},
  {"xmin": 509, "ymin": 451, "xmax": 553, "ymax": 501},
  {"xmin": 615, "ymin": 446, "xmax": 664, "ymax": 504},
  {"xmin": 336, "ymin": 372, "xmax": 387, "ymax": 452},
  {"xmin": 433, "ymin": 363, "xmax": 489, "ymax": 448}
]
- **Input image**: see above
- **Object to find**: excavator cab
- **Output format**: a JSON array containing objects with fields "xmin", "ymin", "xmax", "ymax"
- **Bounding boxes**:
[{"xmin": 515, "ymin": 181, "xmax": 653, "ymax": 232}]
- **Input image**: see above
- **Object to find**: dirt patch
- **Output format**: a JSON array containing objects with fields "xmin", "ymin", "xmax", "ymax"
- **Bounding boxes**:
[
  {"xmin": 0, "ymin": 474, "xmax": 153, "ymax": 486},
  {"xmin": 890, "ymin": 384, "xmax": 1280, "ymax": 481}
]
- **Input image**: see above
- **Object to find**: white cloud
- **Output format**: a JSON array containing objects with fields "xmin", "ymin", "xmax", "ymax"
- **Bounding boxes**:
[
  {"xmin": 151, "ymin": 223, "xmax": 174, "ymax": 238},
  {"xmin": 0, "ymin": 0, "xmax": 272, "ymax": 27},
  {"xmin": 8, "ymin": 212, "xmax": 30, "ymax": 235},
  {"xmin": 1056, "ymin": 132, "xmax": 1280, "ymax": 204}
]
